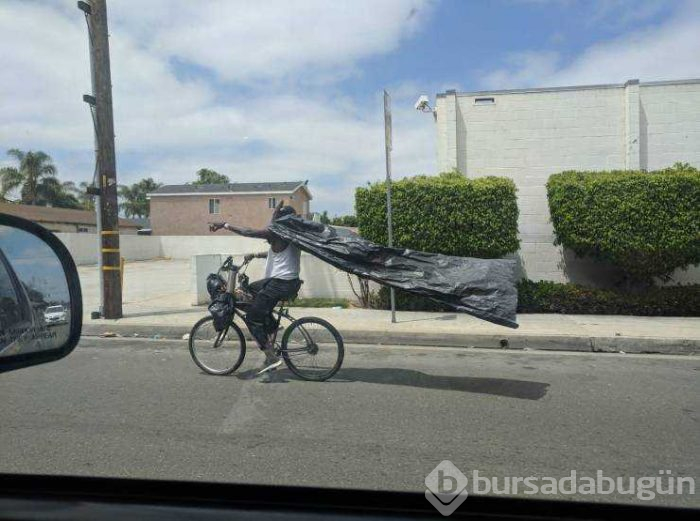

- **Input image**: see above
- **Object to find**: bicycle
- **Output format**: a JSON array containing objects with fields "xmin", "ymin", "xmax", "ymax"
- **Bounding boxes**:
[{"xmin": 188, "ymin": 255, "xmax": 344, "ymax": 381}]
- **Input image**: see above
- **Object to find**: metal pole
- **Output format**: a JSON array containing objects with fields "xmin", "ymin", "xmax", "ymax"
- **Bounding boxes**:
[
  {"xmin": 383, "ymin": 90, "xmax": 396, "ymax": 324},
  {"xmin": 85, "ymin": 0, "xmax": 122, "ymax": 318},
  {"xmin": 80, "ymin": 1, "xmax": 105, "ymax": 318}
]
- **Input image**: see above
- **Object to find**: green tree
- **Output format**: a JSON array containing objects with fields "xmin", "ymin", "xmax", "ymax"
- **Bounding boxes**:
[
  {"xmin": 61, "ymin": 180, "xmax": 95, "ymax": 210},
  {"xmin": 319, "ymin": 210, "xmax": 330, "ymax": 224},
  {"xmin": 33, "ymin": 178, "xmax": 81, "ymax": 209},
  {"xmin": 330, "ymin": 214, "xmax": 358, "ymax": 227},
  {"xmin": 192, "ymin": 168, "xmax": 229, "ymax": 185},
  {"xmin": 118, "ymin": 177, "xmax": 162, "ymax": 218},
  {"xmin": 0, "ymin": 149, "xmax": 58, "ymax": 205}
]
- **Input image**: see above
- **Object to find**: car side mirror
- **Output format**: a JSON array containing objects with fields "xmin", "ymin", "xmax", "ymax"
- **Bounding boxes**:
[{"xmin": 0, "ymin": 213, "xmax": 82, "ymax": 373}]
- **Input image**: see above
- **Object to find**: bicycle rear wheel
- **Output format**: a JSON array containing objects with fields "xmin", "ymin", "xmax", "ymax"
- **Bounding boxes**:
[
  {"xmin": 189, "ymin": 316, "xmax": 246, "ymax": 375},
  {"xmin": 281, "ymin": 317, "xmax": 344, "ymax": 381}
]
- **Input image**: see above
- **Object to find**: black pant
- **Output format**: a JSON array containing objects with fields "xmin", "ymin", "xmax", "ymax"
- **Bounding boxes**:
[{"xmin": 246, "ymin": 277, "xmax": 301, "ymax": 349}]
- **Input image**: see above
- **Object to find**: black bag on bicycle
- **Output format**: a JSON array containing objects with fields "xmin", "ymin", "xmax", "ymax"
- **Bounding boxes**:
[
  {"xmin": 208, "ymin": 292, "xmax": 235, "ymax": 332},
  {"xmin": 206, "ymin": 273, "xmax": 234, "ymax": 332},
  {"xmin": 206, "ymin": 273, "xmax": 227, "ymax": 298}
]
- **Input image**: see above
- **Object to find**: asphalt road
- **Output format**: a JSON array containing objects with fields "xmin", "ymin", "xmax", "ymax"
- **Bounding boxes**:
[{"xmin": 1, "ymin": 338, "xmax": 698, "ymax": 509}]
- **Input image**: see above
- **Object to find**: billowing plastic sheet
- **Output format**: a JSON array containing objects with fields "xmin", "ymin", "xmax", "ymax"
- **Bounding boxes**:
[{"xmin": 269, "ymin": 216, "xmax": 519, "ymax": 328}]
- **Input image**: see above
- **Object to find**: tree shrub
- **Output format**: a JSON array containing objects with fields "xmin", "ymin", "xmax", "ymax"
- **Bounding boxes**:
[
  {"xmin": 517, "ymin": 280, "xmax": 699, "ymax": 316},
  {"xmin": 546, "ymin": 163, "xmax": 700, "ymax": 283},
  {"xmin": 375, "ymin": 286, "xmax": 452, "ymax": 312},
  {"xmin": 356, "ymin": 171, "xmax": 519, "ymax": 258},
  {"xmin": 375, "ymin": 282, "xmax": 700, "ymax": 316},
  {"xmin": 330, "ymin": 214, "xmax": 358, "ymax": 227}
]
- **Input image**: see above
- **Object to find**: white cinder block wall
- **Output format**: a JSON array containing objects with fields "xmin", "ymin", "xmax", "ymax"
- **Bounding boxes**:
[{"xmin": 435, "ymin": 79, "xmax": 700, "ymax": 285}]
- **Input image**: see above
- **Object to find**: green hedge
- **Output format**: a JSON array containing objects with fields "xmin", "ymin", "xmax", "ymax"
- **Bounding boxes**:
[
  {"xmin": 547, "ymin": 163, "xmax": 700, "ymax": 283},
  {"xmin": 356, "ymin": 171, "xmax": 519, "ymax": 258},
  {"xmin": 517, "ymin": 280, "xmax": 700, "ymax": 316},
  {"xmin": 375, "ymin": 287, "xmax": 452, "ymax": 312},
  {"xmin": 376, "ymin": 282, "xmax": 700, "ymax": 316}
]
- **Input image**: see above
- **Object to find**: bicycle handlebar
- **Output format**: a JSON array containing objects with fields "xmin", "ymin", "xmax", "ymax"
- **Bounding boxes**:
[{"xmin": 220, "ymin": 255, "xmax": 254, "ymax": 273}]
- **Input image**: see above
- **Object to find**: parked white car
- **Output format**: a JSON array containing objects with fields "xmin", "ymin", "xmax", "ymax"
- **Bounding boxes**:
[{"xmin": 43, "ymin": 305, "xmax": 68, "ymax": 325}]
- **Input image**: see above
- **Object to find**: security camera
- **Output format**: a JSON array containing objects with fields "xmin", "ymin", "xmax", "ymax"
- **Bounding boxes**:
[{"xmin": 414, "ymin": 95, "xmax": 430, "ymax": 111}]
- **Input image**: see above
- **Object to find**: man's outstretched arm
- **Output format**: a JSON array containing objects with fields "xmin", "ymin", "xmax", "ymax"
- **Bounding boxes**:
[
  {"xmin": 210, "ymin": 200, "xmax": 285, "ymax": 239},
  {"xmin": 209, "ymin": 222, "xmax": 272, "ymax": 240}
]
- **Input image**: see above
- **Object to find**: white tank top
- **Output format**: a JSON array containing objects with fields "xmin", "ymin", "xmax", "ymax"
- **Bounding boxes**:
[{"xmin": 264, "ymin": 243, "xmax": 301, "ymax": 280}]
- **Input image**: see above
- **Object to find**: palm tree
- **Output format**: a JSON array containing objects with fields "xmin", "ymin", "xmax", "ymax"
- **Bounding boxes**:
[
  {"xmin": 0, "ymin": 149, "xmax": 57, "ymax": 204},
  {"xmin": 33, "ymin": 178, "xmax": 81, "ymax": 209},
  {"xmin": 118, "ymin": 184, "xmax": 140, "ymax": 218},
  {"xmin": 63, "ymin": 180, "xmax": 95, "ymax": 210}
]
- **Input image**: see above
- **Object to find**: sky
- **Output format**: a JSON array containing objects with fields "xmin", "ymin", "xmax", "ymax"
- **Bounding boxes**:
[{"xmin": 1, "ymin": 0, "xmax": 699, "ymax": 215}]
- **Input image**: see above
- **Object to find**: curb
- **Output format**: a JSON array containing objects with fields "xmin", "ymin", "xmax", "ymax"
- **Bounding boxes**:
[{"xmin": 81, "ymin": 324, "xmax": 700, "ymax": 356}]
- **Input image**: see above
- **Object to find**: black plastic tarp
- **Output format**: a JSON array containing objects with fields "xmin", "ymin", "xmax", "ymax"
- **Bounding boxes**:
[{"xmin": 269, "ymin": 216, "xmax": 519, "ymax": 329}]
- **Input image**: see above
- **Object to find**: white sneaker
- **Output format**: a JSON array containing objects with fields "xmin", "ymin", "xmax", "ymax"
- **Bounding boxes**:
[
  {"xmin": 257, "ymin": 358, "xmax": 282, "ymax": 375},
  {"xmin": 257, "ymin": 347, "xmax": 282, "ymax": 375}
]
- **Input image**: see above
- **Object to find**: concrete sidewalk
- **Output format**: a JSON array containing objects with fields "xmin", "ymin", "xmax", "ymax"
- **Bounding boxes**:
[
  {"xmin": 78, "ymin": 259, "xmax": 700, "ymax": 355},
  {"xmin": 82, "ymin": 306, "xmax": 700, "ymax": 355}
]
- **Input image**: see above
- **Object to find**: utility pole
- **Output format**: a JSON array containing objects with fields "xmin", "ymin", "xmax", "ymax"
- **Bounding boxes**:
[
  {"xmin": 78, "ymin": 0, "xmax": 122, "ymax": 318},
  {"xmin": 383, "ymin": 90, "xmax": 396, "ymax": 324}
]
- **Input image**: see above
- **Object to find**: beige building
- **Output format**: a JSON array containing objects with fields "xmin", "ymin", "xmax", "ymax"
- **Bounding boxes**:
[
  {"xmin": 148, "ymin": 181, "xmax": 312, "ymax": 235},
  {"xmin": 0, "ymin": 201, "xmax": 141, "ymax": 234}
]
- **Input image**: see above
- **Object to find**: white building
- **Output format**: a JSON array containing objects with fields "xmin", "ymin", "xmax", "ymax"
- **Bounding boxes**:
[{"xmin": 434, "ymin": 78, "xmax": 700, "ymax": 284}]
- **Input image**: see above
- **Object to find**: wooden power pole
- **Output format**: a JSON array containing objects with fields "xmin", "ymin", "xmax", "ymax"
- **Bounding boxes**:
[{"xmin": 80, "ymin": 0, "xmax": 122, "ymax": 318}]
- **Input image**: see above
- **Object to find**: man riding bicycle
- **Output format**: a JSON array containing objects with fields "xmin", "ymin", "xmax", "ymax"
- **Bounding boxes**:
[{"xmin": 209, "ymin": 201, "xmax": 301, "ymax": 375}]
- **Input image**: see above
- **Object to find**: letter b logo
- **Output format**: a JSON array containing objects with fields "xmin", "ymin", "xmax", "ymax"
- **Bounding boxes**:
[
  {"xmin": 425, "ymin": 461, "xmax": 468, "ymax": 516},
  {"xmin": 437, "ymin": 469, "xmax": 458, "ymax": 494}
]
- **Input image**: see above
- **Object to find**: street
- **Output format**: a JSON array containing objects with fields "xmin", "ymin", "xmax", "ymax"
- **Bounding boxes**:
[{"xmin": 0, "ymin": 338, "xmax": 698, "ymax": 508}]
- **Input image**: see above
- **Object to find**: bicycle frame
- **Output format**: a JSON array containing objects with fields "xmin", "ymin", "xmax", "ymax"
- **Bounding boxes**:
[{"xmin": 217, "ymin": 256, "xmax": 311, "ymax": 354}]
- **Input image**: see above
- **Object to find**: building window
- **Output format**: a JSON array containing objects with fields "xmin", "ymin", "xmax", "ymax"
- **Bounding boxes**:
[
  {"xmin": 268, "ymin": 197, "xmax": 277, "ymax": 208},
  {"xmin": 208, "ymin": 198, "xmax": 220, "ymax": 214},
  {"xmin": 289, "ymin": 194, "xmax": 295, "ymax": 200},
  {"xmin": 474, "ymin": 97, "xmax": 495, "ymax": 105}
]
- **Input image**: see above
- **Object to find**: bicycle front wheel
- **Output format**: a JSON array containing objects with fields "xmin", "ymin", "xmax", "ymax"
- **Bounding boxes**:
[
  {"xmin": 281, "ymin": 317, "xmax": 344, "ymax": 381},
  {"xmin": 189, "ymin": 316, "xmax": 246, "ymax": 375}
]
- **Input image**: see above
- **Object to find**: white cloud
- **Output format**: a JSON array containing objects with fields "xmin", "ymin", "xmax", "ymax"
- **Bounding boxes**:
[
  {"xmin": 480, "ymin": 51, "xmax": 560, "ymax": 90},
  {"xmin": 111, "ymin": 0, "xmax": 434, "ymax": 84},
  {"xmin": 0, "ymin": 0, "xmax": 436, "ymax": 215},
  {"xmin": 129, "ymin": 91, "xmax": 435, "ymax": 214},
  {"xmin": 584, "ymin": 0, "xmax": 672, "ymax": 30},
  {"xmin": 481, "ymin": 1, "xmax": 700, "ymax": 89}
]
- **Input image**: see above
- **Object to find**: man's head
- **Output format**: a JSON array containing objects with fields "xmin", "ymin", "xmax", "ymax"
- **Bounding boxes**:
[{"xmin": 272, "ymin": 203, "xmax": 297, "ymax": 221}]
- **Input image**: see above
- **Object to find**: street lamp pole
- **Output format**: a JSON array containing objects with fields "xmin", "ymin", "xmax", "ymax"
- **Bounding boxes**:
[{"xmin": 383, "ymin": 90, "xmax": 396, "ymax": 324}]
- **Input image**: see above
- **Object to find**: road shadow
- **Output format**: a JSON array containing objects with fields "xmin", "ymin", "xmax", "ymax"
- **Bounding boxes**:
[{"xmin": 256, "ymin": 367, "xmax": 549, "ymax": 400}]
